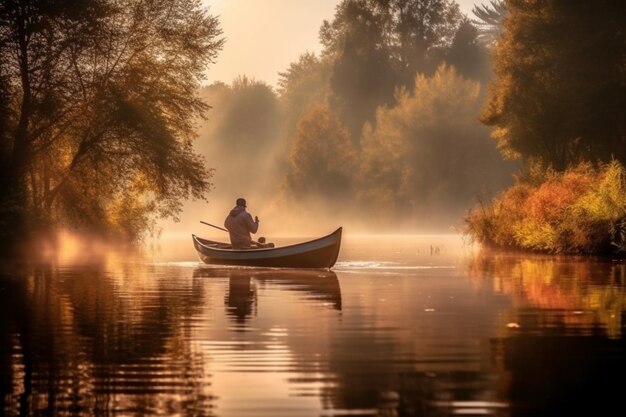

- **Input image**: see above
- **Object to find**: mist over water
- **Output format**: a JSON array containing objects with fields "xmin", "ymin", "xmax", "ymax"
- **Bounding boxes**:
[
  {"xmin": 157, "ymin": 194, "xmax": 468, "ymax": 245},
  {"xmin": 154, "ymin": 5, "xmax": 517, "ymax": 241}
]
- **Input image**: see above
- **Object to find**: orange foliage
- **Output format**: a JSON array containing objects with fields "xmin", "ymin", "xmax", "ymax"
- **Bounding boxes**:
[
  {"xmin": 465, "ymin": 161, "xmax": 626, "ymax": 255},
  {"xmin": 526, "ymin": 169, "xmax": 593, "ymax": 224}
]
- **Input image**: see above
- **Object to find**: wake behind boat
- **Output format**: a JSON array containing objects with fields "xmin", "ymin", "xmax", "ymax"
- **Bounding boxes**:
[{"xmin": 192, "ymin": 227, "xmax": 342, "ymax": 269}]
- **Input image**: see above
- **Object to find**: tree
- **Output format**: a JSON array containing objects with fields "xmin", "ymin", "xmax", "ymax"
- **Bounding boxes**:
[
  {"xmin": 360, "ymin": 65, "xmax": 514, "ymax": 227},
  {"xmin": 446, "ymin": 19, "xmax": 491, "ymax": 82},
  {"xmin": 320, "ymin": 0, "xmax": 463, "ymax": 142},
  {"xmin": 321, "ymin": 0, "xmax": 395, "ymax": 142},
  {"xmin": 0, "ymin": 0, "xmax": 223, "ymax": 243},
  {"xmin": 194, "ymin": 77, "xmax": 280, "ymax": 203},
  {"xmin": 215, "ymin": 76, "xmax": 279, "ymax": 156},
  {"xmin": 471, "ymin": 0, "xmax": 506, "ymax": 46},
  {"xmin": 481, "ymin": 0, "xmax": 626, "ymax": 171},
  {"xmin": 284, "ymin": 105, "xmax": 357, "ymax": 200},
  {"xmin": 277, "ymin": 52, "xmax": 332, "ymax": 141}
]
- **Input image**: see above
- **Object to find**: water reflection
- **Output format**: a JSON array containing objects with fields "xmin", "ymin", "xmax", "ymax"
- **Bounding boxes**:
[
  {"xmin": 0, "ymin": 240, "xmax": 625, "ymax": 417},
  {"xmin": 469, "ymin": 251, "xmax": 626, "ymax": 416},
  {"xmin": 468, "ymin": 251, "xmax": 626, "ymax": 337},
  {"xmin": 0, "ymin": 260, "xmax": 214, "ymax": 416},
  {"xmin": 192, "ymin": 268, "xmax": 341, "ymax": 327}
]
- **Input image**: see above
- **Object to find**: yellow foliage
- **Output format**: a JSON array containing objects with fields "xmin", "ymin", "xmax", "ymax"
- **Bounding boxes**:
[
  {"xmin": 465, "ymin": 160, "xmax": 626, "ymax": 255},
  {"xmin": 359, "ymin": 64, "xmax": 507, "ymax": 223},
  {"xmin": 285, "ymin": 105, "xmax": 357, "ymax": 197}
]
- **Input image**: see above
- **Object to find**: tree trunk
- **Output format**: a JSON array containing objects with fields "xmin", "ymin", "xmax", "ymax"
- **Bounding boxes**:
[{"xmin": 0, "ymin": 4, "xmax": 33, "ymax": 255}]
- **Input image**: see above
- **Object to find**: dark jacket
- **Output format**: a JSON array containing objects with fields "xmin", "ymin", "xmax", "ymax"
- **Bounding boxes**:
[{"xmin": 224, "ymin": 206, "xmax": 259, "ymax": 249}]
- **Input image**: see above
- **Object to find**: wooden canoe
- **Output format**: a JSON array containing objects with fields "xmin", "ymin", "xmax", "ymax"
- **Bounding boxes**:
[{"xmin": 192, "ymin": 227, "xmax": 342, "ymax": 269}]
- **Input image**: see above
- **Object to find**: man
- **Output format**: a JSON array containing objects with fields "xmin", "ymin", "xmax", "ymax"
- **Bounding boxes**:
[{"xmin": 224, "ymin": 197, "xmax": 260, "ymax": 249}]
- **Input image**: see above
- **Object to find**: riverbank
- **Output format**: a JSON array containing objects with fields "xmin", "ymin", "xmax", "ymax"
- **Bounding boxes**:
[{"xmin": 464, "ymin": 160, "xmax": 626, "ymax": 257}]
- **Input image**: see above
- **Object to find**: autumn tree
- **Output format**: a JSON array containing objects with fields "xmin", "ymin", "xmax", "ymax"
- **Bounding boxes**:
[
  {"xmin": 481, "ymin": 0, "xmax": 626, "ymax": 171},
  {"xmin": 320, "ymin": 0, "xmax": 395, "ymax": 141},
  {"xmin": 284, "ymin": 105, "xmax": 357, "ymax": 201},
  {"xmin": 277, "ymin": 52, "xmax": 332, "ymax": 143},
  {"xmin": 360, "ymin": 65, "xmax": 514, "ymax": 227},
  {"xmin": 209, "ymin": 76, "xmax": 279, "ymax": 157},
  {"xmin": 320, "ymin": 0, "xmax": 464, "ymax": 141},
  {"xmin": 0, "ymin": 0, "xmax": 223, "ymax": 244}
]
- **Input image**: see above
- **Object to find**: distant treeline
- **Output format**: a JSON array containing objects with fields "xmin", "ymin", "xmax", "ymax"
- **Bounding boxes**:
[
  {"xmin": 196, "ymin": 0, "xmax": 515, "ymax": 232},
  {"xmin": 200, "ymin": 0, "xmax": 625, "ymax": 251}
]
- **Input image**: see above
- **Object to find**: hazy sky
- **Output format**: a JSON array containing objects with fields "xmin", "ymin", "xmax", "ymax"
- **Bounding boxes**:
[{"xmin": 203, "ymin": 0, "xmax": 479, "ymax": 87}]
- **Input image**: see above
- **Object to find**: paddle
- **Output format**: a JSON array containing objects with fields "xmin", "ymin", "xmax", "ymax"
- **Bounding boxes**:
[
  {"xmin": 200, "ymin": 220, "xmax": 228, "ymax": 233},
  {"xmin": 200, "ymin": 221, "xmax": 265, "ymax": 247}
]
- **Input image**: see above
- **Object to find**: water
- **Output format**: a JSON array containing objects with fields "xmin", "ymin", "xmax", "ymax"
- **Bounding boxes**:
[{"xmin": 1, "ymin": 233, "xmax": 625, "ymax": 416}]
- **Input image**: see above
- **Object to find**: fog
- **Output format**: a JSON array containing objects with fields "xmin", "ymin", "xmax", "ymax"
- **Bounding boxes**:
[{"xmin": 157, "ymin": 0, "xmax": 516, "ymax": 242}]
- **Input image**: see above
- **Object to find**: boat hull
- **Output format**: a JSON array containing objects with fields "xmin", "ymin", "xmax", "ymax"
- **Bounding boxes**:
[{"xmin": 192, "ymin": 227, "xmax": 342, "ymax": 269}]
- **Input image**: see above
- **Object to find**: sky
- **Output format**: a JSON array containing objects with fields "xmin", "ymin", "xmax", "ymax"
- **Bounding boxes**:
[{"xmin": 202, "ymin": 0, "xmax": 479, "ymax": 88}]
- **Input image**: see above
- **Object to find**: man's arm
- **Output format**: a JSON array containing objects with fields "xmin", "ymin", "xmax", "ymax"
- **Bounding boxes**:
[{"xmin": 246, "ymin": 213, "xmax": 259, "ymax": 234}]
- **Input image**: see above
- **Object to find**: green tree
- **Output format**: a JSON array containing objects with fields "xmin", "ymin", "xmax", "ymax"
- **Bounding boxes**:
[
  {"xmin": 481, "ymin": 0, "xmax": 626, "ymax": 171},
  {"xmin": 0, "ymin": 0, "xmax": 223, "ymax": 243}
]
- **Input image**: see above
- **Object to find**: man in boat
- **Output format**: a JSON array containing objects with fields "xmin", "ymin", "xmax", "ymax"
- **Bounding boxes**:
[{"xmin": 224, "ymin": 198, "xmax": 273, "ymax": 249}]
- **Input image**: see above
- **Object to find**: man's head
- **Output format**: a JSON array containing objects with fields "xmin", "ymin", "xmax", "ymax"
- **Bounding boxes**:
[{"xmin": 236, "ymin": 197, "xmax": 246, "ymax": 208}]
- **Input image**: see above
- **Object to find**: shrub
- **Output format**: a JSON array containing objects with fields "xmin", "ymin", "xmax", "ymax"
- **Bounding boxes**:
[{"xmin": 465, "ymin": 160, "xmax": 626, "ymax": 255}]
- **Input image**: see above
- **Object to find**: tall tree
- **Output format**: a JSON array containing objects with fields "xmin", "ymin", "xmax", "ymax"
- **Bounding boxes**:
[
  {"xmin": 446, "ymin": 18, "xmax": 491, "ymax": 82},
  {"xmin": 284, "ymin": 105, "xmax": 357, "ymax": 200},
  {"xmin": 320, "ymin": 0, "xmax": 463, "ymax": 142},
  {"xmin": 194, "ymin": 77, "xmax": 280, "ymax": 202},
  {"xmin": 321, "ymin": 0, "xmax": 395, "ymax": 142},
  {"xmin": 277, "ymin": 52, "xmax": 331, "ymax": 142},
  {"xmin": 0, "ymin": 0, "xmax": 223, "ymax": 243},
  {"xmin": 360, "ymin": 65, "xmax": 514, "ymax": 226},
  {"xmin": 471, "ymin": 0, "xmax": 506, "ymax": 46},
  {"xmin": 481, "ymin": 0, "xmax": 626, "ymax": 171}
]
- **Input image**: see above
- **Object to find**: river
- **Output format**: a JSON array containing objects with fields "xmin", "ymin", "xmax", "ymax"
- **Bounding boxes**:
[{"xmin": 1, "ymin": 233, "xmax": 625, "ymax": 416}]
